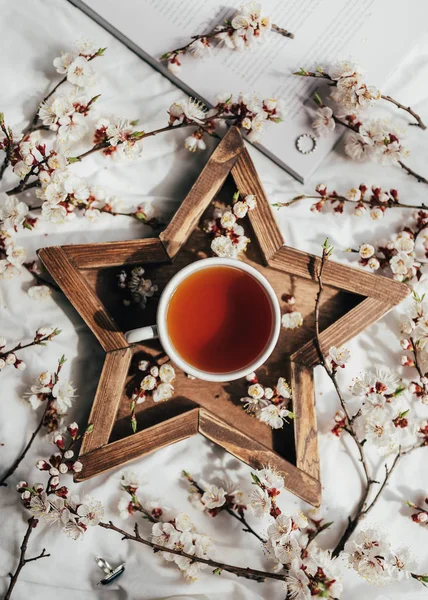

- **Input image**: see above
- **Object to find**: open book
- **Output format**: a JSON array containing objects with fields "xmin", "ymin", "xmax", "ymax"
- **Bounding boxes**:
[{"xmin": 68, "ymin": 0, "xmax": 428, "ymax": 182}]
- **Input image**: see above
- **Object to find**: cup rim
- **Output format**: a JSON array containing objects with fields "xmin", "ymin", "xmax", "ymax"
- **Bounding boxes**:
[{"xmin": 157, "ymin": 257, "xmax": 281, "ymax": 382}]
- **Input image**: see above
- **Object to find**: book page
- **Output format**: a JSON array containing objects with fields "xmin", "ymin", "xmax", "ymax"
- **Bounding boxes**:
[{"xmin": 75, "ymin": 0, "xmax": 428, "ymax": 181}]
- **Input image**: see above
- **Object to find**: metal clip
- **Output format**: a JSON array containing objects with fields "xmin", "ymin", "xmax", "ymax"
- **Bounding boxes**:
[{"xmin": 95, "ymin": 556, "xmax": 125, "ymax": 586}]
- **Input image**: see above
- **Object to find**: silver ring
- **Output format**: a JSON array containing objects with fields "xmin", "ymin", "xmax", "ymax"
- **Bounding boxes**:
[{"xmin": 296, "ymin": 134, "xmax": 317, "ymax": 155}]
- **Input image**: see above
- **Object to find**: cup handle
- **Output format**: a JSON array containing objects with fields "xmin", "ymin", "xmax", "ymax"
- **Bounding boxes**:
[{"xmin": 125, "ymin": 325, "xmax": 159, "ymax": 344}]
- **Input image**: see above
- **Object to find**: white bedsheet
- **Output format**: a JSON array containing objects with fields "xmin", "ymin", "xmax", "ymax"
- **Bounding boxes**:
[{"xmin": 1, "ymin": 1, "xmax": 428, "ymax": 598}]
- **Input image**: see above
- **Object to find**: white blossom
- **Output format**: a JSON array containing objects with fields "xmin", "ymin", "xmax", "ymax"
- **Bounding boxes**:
[
  {"xmin": 312, "ymin": 106, "xmax": 335, "ymax": 136},
  {"xmin": 0, "ymin": 195, "xmax": 29, "ymax": 231},
  {"xmin": 201, "ymin": 484, "xmax": 226, "ymax": 509},
  {"xmin": 211, "ymin": 235, "xmax": 238, "ymax": 258},
  {"xmin": 76, "ymin": 497, "xmax": 104, "ymax": 526},
  {"xmin": 248, "ymin": 486, "xmax": 271, "ymax": 517},
  {"xmin": 52, "ymin": 379, "xmax": 76, "ymax": 412},
  {"xmin": 328, "ymin": 345, "xmax": 351, "ymax": 366},
  {"xmin": 28, "ymin": 285, "xmax": 52, "ymax": 300},
  {"xmin": 159, "ymin": 363, "xmax": 175, "ymax": 383},
  {"xmin": 66, "ymin": 56, "xmax": 94, "ymax": 87},
  {"xmin": 153, "ymin": 382, "xmax": 174, "ymax": 403},
  {"xmin": 281, "ymin": 311, "xmax": 303, "ymax": 330}
]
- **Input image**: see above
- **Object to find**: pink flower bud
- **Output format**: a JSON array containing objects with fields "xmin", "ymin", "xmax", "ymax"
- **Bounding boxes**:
[
  {"xmin": 36, "ymin": 460, "xmax": 50, "ymax": 471},
  {"xmin": 21, "ymin": 490, "xmax": 31, "ymax": 500},
  {"xmin": 15, "ymin": 360, "xmax": 26, "ymax": 371},
  {"xmin": 5, "ymin": 353, "xmax": 16, "ymax": 365},
  {"xmin": 73, "ymin": 461, "xmax": 83, "ymax": 473},
  {"xmin": 67, "ymin": 422, "xmax": 79, "ymax": 438},
  {"xmin": 53, "ymin": 434, "xmax": 65, "ymax": 449},
  {"xmin": 34, "ymin": 483, "xmax": 44, "ymax": 493},
  {"xmin": 16, "ymin": 481, "xmax": 28, "ymax": 491},
  {"xmin": 56, "ymin": 486, "xmax": 69, "ymax": 498},
  {"xmin": 50, "ymin": 476, "xmax": 60, "ymax": 489},
  {"xmin": 59, "ymin": 463, "xmax": 68, "ymax": 474},
  {"xmin": 64, "ymin": 450, "xmax": 74, "ymax": 459},
  {"xmin": 400, "ymin": 339, "xmax": 412, "ymax": 350},
  {"xmin": 419, "ymin": 512, "xmax": 428, "ymax": 523},
  {"xmin": 49, "ymin": 467, "xmax": 59, "ymax": 476}
]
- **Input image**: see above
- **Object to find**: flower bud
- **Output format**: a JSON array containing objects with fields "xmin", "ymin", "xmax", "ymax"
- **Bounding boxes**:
[
  {"xmin": 138, "ymin": 360, "xmax": 149, "ymax": 372},
  {"xmin": 59, "ymin": 463, "xmax": 68, "ymax": 474},
  {"xmin": 64, "ymin": 450, "xmax": 74, "ymax": 459},
  {"xmin": 36, "ymin": 460, "xmax": 50, "ymax": 471},
  {"xmin": 53, "ymin": 434, "xmax": 65, "ymax": 449},
  {"xmin": 15, "ymin": 360, "xmax": 26, "ymax": 371},
  {"xmin": 72, "ymin": 461, "xmax": 83, "ymax": 473},
  {"xmin": 34, "ymin": 483, "xmax": 44, "ymax": 493},
  {"xmin": 16, "ymin": 481, "xmax": 28, "ymax": 491},
  {"xmin": 49, "ymin": 467, "xmax": 59, "ymax": 476},
  {"xmin": 5, "ymin": 353, "xmax": 16, "ymax": 365},
  {"xmin": 67, "ymin": 422, "xmax": 79, "ymax": 438},
  {"xmin": 21, "ymin": 490, "xmax": 31, "ymax": 500},
  {"xmin": 50, "ymin": 476, "xmax": 60, "ymax": 489}
]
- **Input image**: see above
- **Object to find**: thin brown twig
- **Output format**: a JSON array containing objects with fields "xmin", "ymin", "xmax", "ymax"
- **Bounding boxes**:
[
  {"xmin": 0, "ymin": 405, "xmax": 49, "ymax": 486},
  {"xmin": 99, "ymin": 521, "xmax": 284, "ymax": 582},
  {"xmin": 4, "ymin": 517, "xmax": 50, "ymax": 600},
  {"xmin": 183, "ymin": 472, "xmax": 266, "ymax": 543},
  {"xmin": 162, "ymin": 22, "xmax": 294, "ymax": 61},
  {"xmin": 274, "ymin": 194, "xmax": 428, "ymax": 211}
]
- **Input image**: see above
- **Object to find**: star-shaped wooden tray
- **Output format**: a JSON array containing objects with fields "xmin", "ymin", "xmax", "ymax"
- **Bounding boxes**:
[{"xmin": 38, "ymin": 127, "xmax": 409, "ymax": 506}]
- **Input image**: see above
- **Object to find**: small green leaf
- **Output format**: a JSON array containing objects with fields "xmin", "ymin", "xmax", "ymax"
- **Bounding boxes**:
[
  {"xmin": 67, "ymin": 156, "xmax": 81, "ymax": 163},
  {"xmin": 0, "ymin": 112, "xmax": 4, "ymax": 125},
  {"xmin": 250, "ymin": 472, "xmax": 261, "ymax": 485},
  {"xmin": 232, "ymin": 190, "xmax": 240, "ymax": 202},
  {"xmin": 131, "ymin": 415, "xmax": 137, "ymax": 434},
  {"xmin": 293, "ymin": 67, "xmax": 308, "ymax": 76},
  {"xmin": 287, "ymin": 411, "xmax": 296, "ymax": 419},
  {"xmin": 135, "ymin": 212, "xmax": 148, "ymax": 222},
  {"xmin": 313, "ymin": 92, "xmax": 323, "ymax": 106},
  {"xmin": 271, "ymin": 117, "xmax": 283, "ymax": 123},
  {"xmin": 130, "ymin": 119, "xmax": 139, "ymax": 127},
  {"xmin": 23, "ymin": 221, "xmax": 34, "ymax": 230},
  {"xmin": 96, "ymin": 47, "xmax": 107, "ymax": 56},
  {"xmin": 160, "ymin": 52, "xmax": 172, "ymax": 60},
  {"xmin": 316, "ymin": 65, "xmax": 324, "ymax": 73},
  {"xmin": 398, "ymin": 409, "xmax": 410, "ymax": 418},
  {"xmin": 213, "ymin": 567, "xmax": 222, "ymax": 576},
  {"xmin": 58, "ymin": 355, "xmax": 67, "ymax": 366},
  {"xmin": 85, "ymin": 423, "xmax": 94, "ymax": 434},
  {"xmin": 406, "ymin": 500, "xmax": 417, "ymax": 507}
]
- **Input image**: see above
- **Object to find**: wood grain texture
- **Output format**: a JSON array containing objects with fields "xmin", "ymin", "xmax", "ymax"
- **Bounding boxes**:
[
  {"xmin": 63, "ymin": 238, "xmax": 169, "ymax": 269},
  {"xmin": 38, "ymin": 247, "xmax": 127, "ymax": 352},
  {"xmin": 269, "ymin": 246, "xmax": 410, "ymax": 303},
  {"xmin": 231, "ymin": 148, "xmax": 284, "ymax": 262},
  {"xmin": 40, "ymin": 126, "xmax": 409, "ymax": 505},
  {"xmin": 291, "ymin": 297, "xmax": 395, "ymax": 366},
  {"xmin": 290, "ymin": 362, "xmax": 319, "ymax": 481},
  {"xmin": 80, "ymin": 348, "xmax": 133, "ymax": 454},
  {"xmin": 76, "ymin": 409, "xmax": 200, "ymax": 481},
  {"xmin": 160, "ymin": 127, "xmax": 244, "ymax": 258},
  {"xmin": 199, "ymin": 408, "xmax": 321, "ymax": 506}
]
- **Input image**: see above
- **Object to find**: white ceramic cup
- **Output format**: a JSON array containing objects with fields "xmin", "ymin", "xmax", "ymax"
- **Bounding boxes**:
[{"xmin": 124, "ymin": 257, "xmax": 281, "ymax": 382}]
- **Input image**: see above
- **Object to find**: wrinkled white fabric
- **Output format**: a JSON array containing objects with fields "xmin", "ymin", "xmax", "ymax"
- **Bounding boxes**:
[{"xmin": 1, "ymin": 1, "xmax": 428, "ymax": 599}]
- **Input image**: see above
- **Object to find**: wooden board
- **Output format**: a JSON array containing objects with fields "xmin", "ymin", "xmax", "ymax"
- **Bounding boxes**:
[{"xmin": 38, "ymin": 127, "xmax": 409, "ymax": 507}]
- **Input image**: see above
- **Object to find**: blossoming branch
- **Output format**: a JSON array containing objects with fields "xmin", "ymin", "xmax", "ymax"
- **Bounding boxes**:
[
  {"xmin": 274, "ymin": 183, "xmax": 428, "ymax": 219},
  {"xmin": 313, "ymin": 240, "xmax": 427, "ymax": 567},
  {"xmin": 161, "ymin": 1, "xmax": 293, "ymax": 73},
  {"xmin": 294, "ymin": 60, "xmax": 426, "ymax": 129},
  {"xmin": 0, "ymin": 326, "xmax": 60, "ymax": 372},
  {"xmin": 0, "ymin": 352, "xmax": 77, "ymax": 488},
  {"xmin": 309, "ymin": 92, "xmax": 428, "ymax": 186}
]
